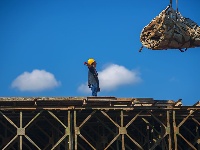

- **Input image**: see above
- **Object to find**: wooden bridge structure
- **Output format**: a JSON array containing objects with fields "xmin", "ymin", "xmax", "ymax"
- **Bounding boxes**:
[{"xmin": 0, "ymin": 97, "xmax": 200, "ymax": 150}]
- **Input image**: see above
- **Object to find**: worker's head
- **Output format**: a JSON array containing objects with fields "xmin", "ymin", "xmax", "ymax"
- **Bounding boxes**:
[{"xmin": 87, "ymin": 58, "xmax": 96, "ymax": 66}]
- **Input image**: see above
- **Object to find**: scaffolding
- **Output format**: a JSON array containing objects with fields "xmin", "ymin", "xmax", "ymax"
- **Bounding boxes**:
[{"xmin": 0, "ymin": 97, "xmax": 200, "ymax": 150}]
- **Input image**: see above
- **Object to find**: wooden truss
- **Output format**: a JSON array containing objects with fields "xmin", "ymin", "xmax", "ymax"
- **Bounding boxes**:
[{"xmin": 0, "ymin": 97, "xmax": 200, "ymax": 150}]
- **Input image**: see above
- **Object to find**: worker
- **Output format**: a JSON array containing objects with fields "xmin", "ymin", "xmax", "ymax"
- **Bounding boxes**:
[{"xmin": 84, "ymin": 58, "xmax": 100, "ymax": 96}]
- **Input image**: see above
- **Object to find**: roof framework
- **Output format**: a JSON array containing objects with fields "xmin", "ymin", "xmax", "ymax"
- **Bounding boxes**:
[{"xmin": 0, "ymin": 97, "xmax": 200, "ymax": 150}]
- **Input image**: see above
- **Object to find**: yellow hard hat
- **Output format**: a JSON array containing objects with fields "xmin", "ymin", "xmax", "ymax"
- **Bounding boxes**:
[{"xmin": 87, "ymin": 58, "xmax": 95, "ymax": 65}]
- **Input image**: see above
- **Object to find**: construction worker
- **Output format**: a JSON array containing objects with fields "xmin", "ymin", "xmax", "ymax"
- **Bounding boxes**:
[{"xmin": 84, "ymin": 58, "xmax": 100, "ymax": 96}]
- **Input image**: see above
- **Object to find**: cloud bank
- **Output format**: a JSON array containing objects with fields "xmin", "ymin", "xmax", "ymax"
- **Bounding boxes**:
[
  {"xmin": 78, "ymin": 64, "xmax": 142, "ymax": 93},
  {"xmin": 11, "ymin": 69, "xmax": 60, "ymax": 92}
]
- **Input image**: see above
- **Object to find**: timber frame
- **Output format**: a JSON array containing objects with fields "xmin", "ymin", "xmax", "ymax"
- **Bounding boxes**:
[{"xmin": 0, "ymin": 97, "xmax": 200, "ymax": 150}]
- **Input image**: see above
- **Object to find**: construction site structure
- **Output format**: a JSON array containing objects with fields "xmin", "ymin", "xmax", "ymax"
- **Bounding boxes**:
[{"xmin": 0, "ymin": 97, "xmax": 200, "ymax": 150}]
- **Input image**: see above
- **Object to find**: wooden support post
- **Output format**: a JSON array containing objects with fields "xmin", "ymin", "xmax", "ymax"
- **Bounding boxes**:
[
  {"xmin": 173, "ymin": 110, "xmax": 178, "ymax": 150},
  {"xmin": 74, "ymin": 111, "xmax": 77, "ymax": 150},
  {"xmin": 167, "ymin": 110, "xmax": 172, "ymax": 150}
]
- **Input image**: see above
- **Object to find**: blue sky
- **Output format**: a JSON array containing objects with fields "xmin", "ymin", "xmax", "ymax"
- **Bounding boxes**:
[{"xmin": 0, "ymin": 0, "xmax": 200, "ymax": 105}]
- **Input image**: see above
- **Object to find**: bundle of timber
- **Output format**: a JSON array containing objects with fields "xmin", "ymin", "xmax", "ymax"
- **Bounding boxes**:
[{"xmin": 140, "ymin": 6, "xmax": 200, "ymax": 52}]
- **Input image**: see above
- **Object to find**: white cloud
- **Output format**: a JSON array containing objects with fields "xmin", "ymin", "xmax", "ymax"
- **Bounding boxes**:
[
  {"xmin": 99, "ymin": 64, "xmax": 141, "ymax": 90},
  {"xmin": 11, "ymin": 69, "xmax": 60, "ymax": 92},
  {"xmin": 78, "ymin": 83, "xmax": 91, "ymax": 94},
  {"xmin": 78, "ymin": 64, "xmax": 142, "ymax": 93}
]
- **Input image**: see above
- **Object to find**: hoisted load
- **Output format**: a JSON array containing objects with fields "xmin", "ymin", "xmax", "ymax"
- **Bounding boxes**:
[{"xmin": 139, "ymin": 0, "xmax": 200, "ymax": 52}]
